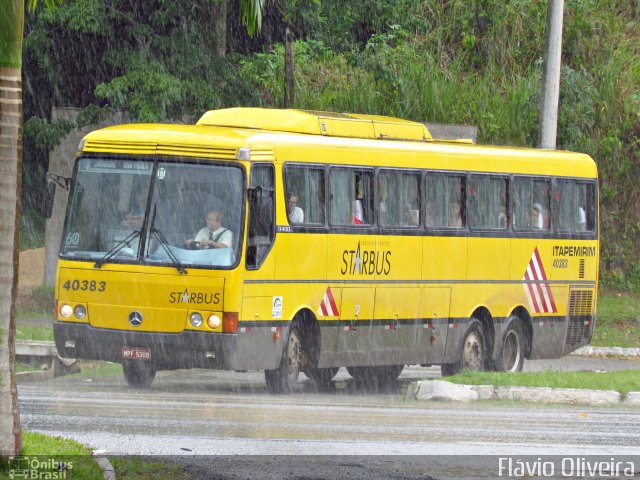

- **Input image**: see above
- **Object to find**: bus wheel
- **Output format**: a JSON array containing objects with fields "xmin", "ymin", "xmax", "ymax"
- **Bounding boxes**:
[
  {"xmin": 440, "ymin": 320, "xmax": 486, "ymax": 377},
  {"xmin": 495, "ymin": 317, "xmax": 525, "ymax": 372},
  {"xmin": 122, "ymin": 360, "xmax": 156, "ymax": 388},
  {"xmin": 265, "ymin": 325, "xmax": 302, "ymax": 393}
]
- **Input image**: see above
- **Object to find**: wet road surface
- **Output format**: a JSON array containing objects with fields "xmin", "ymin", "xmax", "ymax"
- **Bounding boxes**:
[{"xmin": 19, "ymin": 358, "xmax": 640, "ymax": 461}]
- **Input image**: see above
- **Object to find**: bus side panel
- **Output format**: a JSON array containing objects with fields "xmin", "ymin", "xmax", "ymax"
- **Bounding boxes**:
[
  {"xmin": 373, "ymin": 286, "xmax": 423, "ymax": 365},
  {"xmin": 417, "ymin": 287, "xmax": 451, "ymax": 364},
  {"xmin": 335, "ymin": 287, "xmax": 375, "ymax": 366},
  {"xmin": 528, "ymin": 285, "xmax": 569, "ymax": 359}
]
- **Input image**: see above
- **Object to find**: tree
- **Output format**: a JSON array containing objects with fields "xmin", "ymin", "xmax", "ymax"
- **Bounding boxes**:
[
  {"xmin": 1, "ymin": 0, "xmax": 265, "ymax": 459},
  {"xmin": 1, "ymin": 0, "xmax": 28, "ymax": 459}
]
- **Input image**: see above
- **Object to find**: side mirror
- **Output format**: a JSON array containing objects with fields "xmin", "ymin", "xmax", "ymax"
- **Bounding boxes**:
[
  {"xmin": 42, "ymin": 178, "xmax": 57, "ymax": 219},
  {"xmin": 43, "ymin": 173, "xmax": 71, "ymax": 219}
]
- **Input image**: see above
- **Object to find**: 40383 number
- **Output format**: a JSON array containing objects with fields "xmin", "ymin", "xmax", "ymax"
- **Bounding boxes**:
[
  {"xmin": 552, "ymin": 259, "xmax": 568, "ymax": 269},
  {"xmin": 62, "ymin": 279, "xmax": 106, "ymax": 292}
]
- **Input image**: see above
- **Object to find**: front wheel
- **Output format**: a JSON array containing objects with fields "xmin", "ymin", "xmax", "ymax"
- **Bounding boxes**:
[
  {"xmin": 265, "ymin": 326, "xmax": 302, "ymax": 393},
  {"xmin": 440, "ymin": 320, "xmax": 486, "ymax": 377},
  {"xmin": 122, "ymin": 360, "xmax": 156, "ymax": 388},
  {"xmin": 494, "ymin": 318, "xmax": 526, "ymax": 372}
]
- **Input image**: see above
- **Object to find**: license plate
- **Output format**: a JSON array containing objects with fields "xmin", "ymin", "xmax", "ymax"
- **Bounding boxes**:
[{"xmin": 122, "ymin": 347, "xmax": 151, "ymax": 360}]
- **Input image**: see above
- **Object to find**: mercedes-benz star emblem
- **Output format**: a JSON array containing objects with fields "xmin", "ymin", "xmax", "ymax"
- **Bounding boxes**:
[{"xmin": 128, "ymin": 311, "xmax": 143, "ymax": 327}]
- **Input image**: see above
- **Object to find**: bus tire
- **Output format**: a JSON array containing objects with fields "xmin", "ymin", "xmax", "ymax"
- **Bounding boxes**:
[
  {"xmin": 265, "ymin": 325, "xmax": 302, "ymax": 394},
  {"xmin": 440, "ymin": 320, "xmax": 486, "ymax": 377},
  {"xmin": 122, "ymin": 360, "xmax": 156, "ymax": 389},
  {"xmin": 494, "ymin": 317, "xmax": 525, "ymax": 372}
]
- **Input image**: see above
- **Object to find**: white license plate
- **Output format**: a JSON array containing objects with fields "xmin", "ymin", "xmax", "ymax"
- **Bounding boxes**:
[{"xmin": 122, "ymin": 347, "xmax": 151, "ymax": 360}]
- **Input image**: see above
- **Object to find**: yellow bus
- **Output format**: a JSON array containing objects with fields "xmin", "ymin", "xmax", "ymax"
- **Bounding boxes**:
[{"xmin": 52, "ymin": 108, "xmax": 599, "ymax": 391}]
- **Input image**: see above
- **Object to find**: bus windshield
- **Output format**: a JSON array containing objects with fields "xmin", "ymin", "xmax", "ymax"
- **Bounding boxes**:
[{"xmin": 61, "ymin": 157, "xmax": 244, "ymax": 268}]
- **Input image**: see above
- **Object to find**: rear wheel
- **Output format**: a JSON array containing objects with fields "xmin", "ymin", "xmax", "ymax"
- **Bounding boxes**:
[
  {"xmin": 122, "ymin": 360, "xmax": 156, "ymax": 388},
  {"xmin": 440, "ymin": 320, "xmax": 486, "ymax": 377},
  {"xmin": 265, "ymin": 326, "xmax": 302, "ymax": 393},
  {"xmin": 494, "ymin": 318, "xmax": 525, "ymax": 372}
]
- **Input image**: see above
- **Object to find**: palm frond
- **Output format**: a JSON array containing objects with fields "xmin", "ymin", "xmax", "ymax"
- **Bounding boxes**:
[
  {"xmin": 240, "ymin": 0, "xmax": 265, "ymax": 37},
  {"xmin": 27, "ymin": 0, "xmax": 63, "ymax": 13}
]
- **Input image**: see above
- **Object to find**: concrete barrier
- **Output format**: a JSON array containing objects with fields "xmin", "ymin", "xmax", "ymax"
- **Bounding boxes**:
[{"xmin": 16, "ymin": 340, "xmax": 79, "ymax": 379}]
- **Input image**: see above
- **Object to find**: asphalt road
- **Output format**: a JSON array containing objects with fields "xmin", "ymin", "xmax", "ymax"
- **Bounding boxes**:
[{"xmin": 17, "ymin": 356, "xmax": 640, "ymax": 479}]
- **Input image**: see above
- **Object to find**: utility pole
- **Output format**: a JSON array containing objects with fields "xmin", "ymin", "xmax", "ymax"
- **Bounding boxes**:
[
  {"xmin": 283, "ymin": 27, "xmax": 295, "ymax": 108},
  {"xmin": 538, "ymin": 0, "xmax": 564, "ymax": 149}
]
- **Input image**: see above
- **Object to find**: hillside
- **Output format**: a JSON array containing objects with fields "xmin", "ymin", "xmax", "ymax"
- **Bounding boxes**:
[{"xmin": 22, "ymin": 0, "xmax": 640, "ymax": 291}]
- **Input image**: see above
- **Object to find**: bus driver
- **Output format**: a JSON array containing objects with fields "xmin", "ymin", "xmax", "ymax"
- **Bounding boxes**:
[{"xmin": 186, "ymin": 209, "xmax": 233, "ymax": 249}]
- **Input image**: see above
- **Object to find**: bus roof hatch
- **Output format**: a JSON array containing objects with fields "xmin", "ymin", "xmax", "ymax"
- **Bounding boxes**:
[{"xmin": 196, "ymin": 107, "xmax": 433, "ymax": 142}]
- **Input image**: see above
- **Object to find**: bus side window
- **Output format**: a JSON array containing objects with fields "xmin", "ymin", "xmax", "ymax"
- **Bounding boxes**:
[
  {"xmin": 469, "ymin": 175, "xmax": 507, "ymax": 230},
  {"xmin": 553, "ymin": 180, "xmax": 595, "ymax": 233},
  {"xmin": 330, "ymin": 169, "xmax": 372, "ymax": 226},
  {"xmin": 513, "ymin": 177, "xmax": 550, "ymax": 231},
  {"xmin": 424, "ymin": 173, "xmax": 465, "ymax": 228},
  {"xmin": 284, "ymin": 165, "xmax": 325, "ymax": 225}
]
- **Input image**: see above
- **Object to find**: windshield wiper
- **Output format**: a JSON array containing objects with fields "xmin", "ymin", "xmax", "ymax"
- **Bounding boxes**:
[
  {"xmin": 149, "ymin": 204, "xmax": 187, "ymax": 274},
  {"xmin": 94, "ymin": 230, "xmax": 140, "ymax": 269}
]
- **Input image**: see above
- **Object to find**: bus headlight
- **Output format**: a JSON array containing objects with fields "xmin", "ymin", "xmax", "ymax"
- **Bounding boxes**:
[
  {"xmin": 207, "ymin": 314, "xmax": 221, "ymax": 329},
  {"xmin": 74, "ymin": 304, "xmax": 87, "ymax": 319},
  {"xmin": 190, "ymin": 312, "xmax": 203, "ymax": 328},
  {"xmin": 60, "ymin": 304, "xmax": 73, "ymax": 319}
]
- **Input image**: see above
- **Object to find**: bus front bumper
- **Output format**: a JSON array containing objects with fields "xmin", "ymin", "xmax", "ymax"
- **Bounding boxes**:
[{"xmin": 53, "ymin": 321, "xmax": 277, "ymax": 371}]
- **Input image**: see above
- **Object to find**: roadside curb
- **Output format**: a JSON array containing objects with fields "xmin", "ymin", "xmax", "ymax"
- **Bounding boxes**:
[
  {"xmin": 406, "ymin": 379, "xmax": 640, "ymax": 405},
  {"xmin": 93, "ymin": 452, "xmax": 116, "ymax": 480},
  {"xmin": 571, "ymin": 346, "xmax": 640, "ymax": 358}
]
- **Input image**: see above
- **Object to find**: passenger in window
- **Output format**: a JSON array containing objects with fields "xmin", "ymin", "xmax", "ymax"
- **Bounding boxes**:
[
  {"xmin": 353, "ymin": 176, "xmax": 365, "ymax": 224},
  {"xmin": 449, "ymin": 201, "xmax": 463, "ymax": 228},
  {"xmin": 286, "ymin": 193, "xmax": 304, "ymax": 224},
  {"xmin": 378, "ymin": 177, "xmax": 389, "ymax": 225},
  {"xmin": 404, "ymin": 182, "xmax": 420, "ymax": 226},
  {"xmin": 532, "ymin": 203, "xmax": 544, "ymax": 229},
  {"xmin": 498, "ymin": 204, "xmax": 508, "ymax": 229},
  {"xmin": 577, "ymin": 206, "xmax": 587, "ymax": 231},
  {"xmin": 186, "ymin": 209, "xmax": 232, "ymax": 249}
]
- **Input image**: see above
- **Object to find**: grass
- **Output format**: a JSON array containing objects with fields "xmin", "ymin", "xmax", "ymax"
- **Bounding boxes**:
[
  {"xmin": 0, "ymin": 432, "xmax": 103, "ymax": 480},
  {"xmin": 0, "ymin": 432, "xmax": 190, "ymax": 480},
  {"xmin": 592, "ymin": 293, "xmax": 640, "ymax": 348},
  {"xmin": 447, "ymin": 369, "xmax": 640, "ymax": 396},
  {"xmin": 15, "ymin": 325, "xmax": 54, "ymax": 342}
]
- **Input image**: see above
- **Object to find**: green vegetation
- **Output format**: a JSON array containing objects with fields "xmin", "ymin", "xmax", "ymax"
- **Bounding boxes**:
[
  {"xmin": 15, "ymin": 325, "xmax": 53, "ymax": 342},
  {"xmin": 0, "ymin": 432, "xmax": 189, "ymax": 480},
  {"xmin": 18, "ymin": 1, "xmax": 640, "ymax": 291},
  {"xmin": 592, "ymin": 293, "xmax": 640, "ymax": 348},
  {"xmin": 0, "ymin": 432, "xmax": 103, "ymax": 480},
  {"xmin": 447, "ymin": 369, "xmax": 640, "ymax": 396}
]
